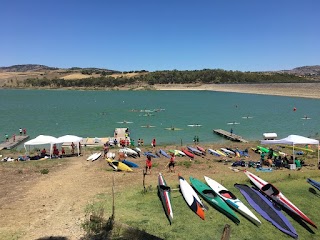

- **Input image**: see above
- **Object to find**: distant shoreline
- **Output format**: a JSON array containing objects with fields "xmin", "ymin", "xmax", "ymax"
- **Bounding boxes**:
[
  {"xmin": 2, "ymin": 82, "xmax": 320, "ymax": 99},
  {"xmin": 153, "ymin": 83, "xmax": 320, "ymax": 99}
]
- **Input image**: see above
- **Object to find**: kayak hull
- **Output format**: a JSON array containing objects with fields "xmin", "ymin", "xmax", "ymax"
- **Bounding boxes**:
[
  {"xmin": 158, "ymin": 173, "xmax": 173, "ymax": 224},
  {"xmin": 244, "ymin": 170, "xmax": 316, "ymax": 228}
]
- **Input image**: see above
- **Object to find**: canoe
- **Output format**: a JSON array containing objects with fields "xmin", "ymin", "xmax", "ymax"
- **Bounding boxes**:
[
  {"xmin": 187, "ymin": 146, "xmax": 203, "ymax": 156},
  {"xmin": 179, "ymin": 175, "xmax": 205, "ymax": 220},
  {"xmin": 244, "ymin": 170, "xmax": 317, "ymax": 228},
  {"xmin": 182, "ymin": 149, "xmax": 194, "ymax": 159},
  {"xmin": 122, "ymin": 159, "xmax": 139, "ymax": 168},
  {"xmin": 158, "ymin": 173, "xmax": 173, "ymax": 224},
  {"xmin": 143, "ymin": 152, "xmax": 159, "ymax": 158},
  {"xmin": 159, "ymin": 149, "xmax": 170, "ymax": 158},
  {"xmin": 190, "ymin": 176, "xmax": 239, "ymax": 224},
  {"xmin": 208, "ymin": 149, "xmax": 222, "ymax": 157},
  {"xmin": 204, "ymin": 176, "xmax": 261, "ymax": 226},
  {"xmin": 215, "ymin": 150, "xmax": 227, "ymax": 157},
  {"xmin": 220, "ymin": 148, "xmax": 235, "ymax": 155},
  {"xmin": 87, "ymin": 152, "xmax": 101, "ymax": 161},
  {"xmin": 235, "ymin": 184, "xmax": 298, "ymax": 238},
  {"xmin": 196, "ymin": 146, "xmax": 206, "ymax": 154},
  {"xmin": 307, "ymin": 178, "xmax": 320, "ymax": 191},
  {"xmin": 280, "ymin": 145, "xmax": 314, "ymax": 153},
  {"xmin": 106, "ymin": 158, "xmax": 133, "ymax": 172}
]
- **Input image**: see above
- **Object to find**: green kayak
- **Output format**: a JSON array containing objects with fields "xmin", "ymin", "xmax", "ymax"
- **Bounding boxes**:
[
  {"xmin": 189, "ymin": 177, "xmax": 240, "ymax": 224},
  {"xmin": 257, "ymin": 146, "xmax": 278, "ymax": 156}
]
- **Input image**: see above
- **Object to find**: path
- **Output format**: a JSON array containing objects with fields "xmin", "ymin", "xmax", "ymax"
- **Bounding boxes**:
[{"xmin": 0, "ymin": 156, "xmax": 117, "ymax": 239}]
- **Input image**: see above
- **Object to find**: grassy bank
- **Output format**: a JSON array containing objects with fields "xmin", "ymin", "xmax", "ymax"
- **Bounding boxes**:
[{"xmin": 84, "ymin": 169, "xmax": 320, "ymax": 239}]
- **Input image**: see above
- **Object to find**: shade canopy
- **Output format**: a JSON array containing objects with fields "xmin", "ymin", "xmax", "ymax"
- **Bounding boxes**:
[
  {"xmin": 57, "ymin": 135, "xmax": 83, "ymax": 156},
  {"xmin": 24, "ymin": 135, "xmax": 63, "ymax": 157},
  {"xmin": 261, "ymin": 134, "xmax": 319, "ymax": 166}
]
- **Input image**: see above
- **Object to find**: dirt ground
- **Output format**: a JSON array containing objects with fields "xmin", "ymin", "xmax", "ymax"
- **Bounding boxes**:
[{"xmin": 0, "ymin": 142, "xmax": 317, "ymax": 239}]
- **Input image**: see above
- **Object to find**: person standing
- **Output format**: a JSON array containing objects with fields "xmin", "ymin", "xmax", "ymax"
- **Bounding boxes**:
[
  {"xmin": 5, "ymin": 133, "xmax": 9, "ymax": 142},
  {"xmin": 145, "ymin": 155, "xmax": 152, "ymax": 174},
  {"xmin": 71, "ymin": 142, "xmax": 75, "ymax": 154},
  {"xmin": 23, "ymin": 128, "xmax": 27, "ymax": 135},
  {"xmin": 230, "ymin": 128, "xmax": 233, "ymax": 135},
  {"xmin": 103, "ymin": 143, "xmax": 109, "ymax": 157},
  {"xmin": 19, "ymin": 128, "xmax": 22, "ymax": 136},
  {"xmin": 12, "ymin": 133, "xmax": 16, "ymax": 142},
  {"xmin": 168, "ymin": 153, "xmax": 175, "ymax": 173},
  {"xmin": 152, "ymin": 138, "xmax": 156, "ymax": 148}
]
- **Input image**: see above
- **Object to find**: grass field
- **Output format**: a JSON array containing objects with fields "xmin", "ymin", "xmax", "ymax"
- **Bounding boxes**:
[{"xmin": 86, "ymin": 169, "xmax": 320, "ymax": 239}]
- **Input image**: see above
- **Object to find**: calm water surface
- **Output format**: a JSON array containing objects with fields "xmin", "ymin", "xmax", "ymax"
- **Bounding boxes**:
[{"xmin": 0, "ymin": 89, "xmax": 319, "ymax": 146}]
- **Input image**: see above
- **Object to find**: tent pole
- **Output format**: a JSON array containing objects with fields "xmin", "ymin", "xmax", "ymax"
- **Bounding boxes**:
[{"xmin": 318, "ymin": 144, "xmax": 319, "ymax": 169}]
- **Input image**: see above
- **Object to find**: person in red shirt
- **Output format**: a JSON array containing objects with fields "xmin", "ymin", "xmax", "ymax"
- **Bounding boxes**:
[
  {"xmin": 168, "ymin": 153, "xmax": 175, "ymax": 173},
  {"xmin": 152, "ymin": 138, "xmax": 156, "ymax": 148},
  {"xmin": 145, "ymin": 155, "xmax": 152, "ymax": 174}
]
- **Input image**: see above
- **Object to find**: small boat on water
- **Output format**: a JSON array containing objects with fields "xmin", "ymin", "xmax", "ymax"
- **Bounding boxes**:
[
  {"xmin": 244, "ymin": 170, "xmax": 317, "ymax": 228},
  {"xmin": 158, "ymin": 173, "xmax": 173, "ymax": 224}
]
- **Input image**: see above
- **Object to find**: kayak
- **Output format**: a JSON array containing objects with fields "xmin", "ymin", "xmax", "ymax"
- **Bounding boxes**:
[
  {"xmin": 280, "ymin": 145, "xmax": 314, "ymax": 153},
  {"xmin": 143, "ymin": 152, "xmax": 159, "ymax": 158},
  {"xmin": 208, "ymin": 149, "xmax": 222, "ymax": 157},
  {"xmin": 244, "ymin": 170, "xmax": 317, "ymax": 228},
  {"xmin": 220, "ymin": 148, "xmax": 235, "ymax": 155},
  {"xmin": 119, "ymin": 147, "xmax": 138, "ymax": 155},
  {"xmin": 87, "ymin": 152, "xmax": 101, "ymax": 161},
  {"xmin": 235, "ymin": 184, "xmax": 298, "ymax": 239},
  {"xmin": 122, "ymin": 159, "xmax": 139, "ymax": 168},
  {"xmin": 158, "ymin": 173, "xmax": 173, "ymax": 224},
  {"xmin": 179, "ymin": 175, "xmax": 205, "ymax": 220},
  {"xmin": 106, "ymin": 158, "xmax": 133, "ymax": 172},
  {"xmin": 307, "ymin": 178, "xmax": 320, "ymax": 191},
  {"xmin": 196, "ymin": 146, "xmax": 206, "ymax": 154},
  {"xmin": 159, "ymin": 149, "xmax": 170, "ymax": 158},
  {"xmin": 256, "ymin": 146, "xmax": 278, "ymax": 156},
  {"xmin": 187, "ymin": 146, "xmax": 203, "ymax": 156},
  {"xmin": 190, "ymin": 176, "xmax": 239, "ymax": 224},
  {"xmin": 182, "ymin": 149, "xmax": 194, "ymax": 159},
  {"xmin": 169, "ymin": 149, "xmax": 186, "ymax": 156},
  {"xmin": 215, "ymin": 150, "xmax": 227, "ymax": 157},
  {"xmin": 204, "ymin": 176, "xmax": 261, "ymax": 226}
]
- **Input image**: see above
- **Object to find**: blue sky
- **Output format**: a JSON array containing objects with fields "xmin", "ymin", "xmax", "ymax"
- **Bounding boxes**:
[{"xmin": 1, "ymin": 0, "xmax": 319, "ymax": 71}]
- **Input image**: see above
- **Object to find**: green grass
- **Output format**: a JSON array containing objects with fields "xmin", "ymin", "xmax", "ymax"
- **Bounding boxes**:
[{"xmin": 86, "ymin": 170, "xmax": 320, "ymax": 239}]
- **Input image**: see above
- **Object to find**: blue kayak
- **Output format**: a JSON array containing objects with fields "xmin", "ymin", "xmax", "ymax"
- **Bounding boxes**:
[
  {"xmin": 159, "ymin": 149, "xmax": 170, "ymax": 158},
  {"xmin": 143, "ymin": 152, "xmax": 159, "ymax": 158},
  {"xmin": 122, "ymin": 159, "xmax": 139, "ymax": 168},
  {"xmin": 307, "ymin": 178, "xmax": 320, "ymax": 191},
  {"xmin": 187, "ymin": 146, "xmax": 203, "ymax": 156}
]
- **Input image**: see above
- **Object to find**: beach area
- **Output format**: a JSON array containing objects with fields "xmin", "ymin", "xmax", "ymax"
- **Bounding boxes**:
[{"xmin": 153, "ymin": 82, "xmax": 320, "ymax": 99}]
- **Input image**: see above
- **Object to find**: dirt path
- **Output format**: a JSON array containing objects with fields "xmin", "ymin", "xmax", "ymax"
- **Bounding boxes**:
[{"xmin": 0, "ymin": 156, "xmax": 116, "ymax": 239}]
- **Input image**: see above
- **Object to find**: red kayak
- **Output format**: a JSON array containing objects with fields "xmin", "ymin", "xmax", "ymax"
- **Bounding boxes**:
[
  {"xmin": 182, "ymin": 148, "xmax": 194, "ymax": 158},
  {"xmin": 196, "ymin": 146, "xmax": 206, "ymax": 154}
]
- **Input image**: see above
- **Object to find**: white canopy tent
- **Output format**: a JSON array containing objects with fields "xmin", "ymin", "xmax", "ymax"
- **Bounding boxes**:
[
  {"xmin": 24, "ymin": 135, "xmax": 63, "ymax": 157},
  {"xmin": 261, "ymin": 134, "xmax": 319, "ymax": 166},
  {"xmin": 57, "ymin": 135, "xmax": 83, "ymax": 156}
]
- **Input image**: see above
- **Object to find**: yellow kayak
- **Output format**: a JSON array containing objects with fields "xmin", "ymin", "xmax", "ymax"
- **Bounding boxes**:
[
  {"xmin": 106, "ymin": 158, "xmax": 133, "ymax": 172},
  {"xmin": 280, "ymin": 145, "xmax": 314, "ymax": 153}
]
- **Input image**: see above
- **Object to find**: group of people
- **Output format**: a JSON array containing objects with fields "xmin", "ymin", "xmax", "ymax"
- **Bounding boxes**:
[
  {"xmin": 260, "ymin": 149, "xmax": 303, "ymax": 169},
  {"xmin": 4, "ymin": 128, "xmax": 27, "ymax": 142},
  {"xmin": 145, "ymin": 151, "xmax": 175, "ymax": 175}
]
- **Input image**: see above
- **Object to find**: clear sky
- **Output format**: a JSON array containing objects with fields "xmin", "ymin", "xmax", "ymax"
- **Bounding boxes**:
[{"xmin": 1, "ymin": 0, "xmax": 319, "ymax": 71}]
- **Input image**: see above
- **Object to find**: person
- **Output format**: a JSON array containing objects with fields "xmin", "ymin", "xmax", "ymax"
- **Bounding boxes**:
[
  {"xmin": 53, "ymin": 148, "xmax": 59, "ymax": 158},
  {"xmin": 41, "ymin": 148, "xmax": 47, "ymax": 157},
  {"xmin": 71, "ymin": 142, "xmax": 75, "ymax": 154},
  {"xmin": 196, "ymin": 136, "xmax": 199, "ymax": 143},
  {"xmin": 103, "ymin": 143, "xmax": 109, "ymax": 157},
  {"xmin": 230, "ymin": 128, "xmax": 233, "ymax": 135},
  {"xmin": 145, "ymin": 155, "xmax": 152, "ymax": 174},
  {"xmin": 152, "ymin": 138, "xmax": 156, "ymax": 148},
  {"xmin": 138, "ymin": 138, "xmax": 141, "ymax": 146},
  {"xmin": 141, "ymin": 138, "xmax": 144, "ymax": 146},
  {"xmin": 260, "ymin": 152, "xmax": 265, "ymax": 166},
  {"xmin": 268, "ymin": 148, "xmax": 274, "ymax": 159},
  {"xmin": 12, "ymin": 133, "xmax": 15, "ymax": 142},
  {"xmin": 114, "ymin": 130, "xmax": 118, "ymax": 138},
  {"xmin": 19, "ymin": 128, "xmax": 22, "ymax": 135},
  {"xmin": 78, "ymin": 142, "xmax": 81, "ymax": 155},
  {"xmin": 61, "ymin": 147, "xmax": 65, "ymax": 156},
  {"xmin": 113, "ymin": 138, "xmax": 118, "ymax": 147},
  {"xmin": 23, "ymin": 128, "xmax": 27, "ymax": 135},
  {"xmin": 130, "ymin": 139, "xmax": 135, "ymax": 147},
  {"xmin": 5, "ymin": 133, "xmax": 9, "ymax": 142},
  {"xmin": 193, "ymin": 136, "xmax": 197, "ymax": 143},
  {"xmin": 168, "ymin": 153, "xmax": 175, "ymax": 173}
]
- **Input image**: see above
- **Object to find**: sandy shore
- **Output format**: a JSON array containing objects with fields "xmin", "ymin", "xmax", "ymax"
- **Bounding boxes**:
[{"xmin": 153, "ymin": 83, "xmax": 320, "ymax": 99}]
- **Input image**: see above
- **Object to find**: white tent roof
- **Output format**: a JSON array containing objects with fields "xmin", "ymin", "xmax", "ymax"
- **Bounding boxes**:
[
  {"xmin": 261, "ymin": 134, "xmax": 319, "ymax": 145},
  {"xmin": 24, "ymin": 135, "xmax": 61, "ymax": 146},
  {"xmin": 57, "ymin": 135, "xmax": 83, "ymax": 143}
]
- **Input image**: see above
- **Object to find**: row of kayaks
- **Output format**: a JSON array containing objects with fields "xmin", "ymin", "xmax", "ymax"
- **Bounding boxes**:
[{"xmin": 158, "ymin": 171, "xmax": 317, "ymax": 238}]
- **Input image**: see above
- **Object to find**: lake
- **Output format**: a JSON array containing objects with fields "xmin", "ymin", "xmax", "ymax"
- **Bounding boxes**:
[{"xmin": 0, "ymin": 89, "xmax": 319, "ymax": 146}]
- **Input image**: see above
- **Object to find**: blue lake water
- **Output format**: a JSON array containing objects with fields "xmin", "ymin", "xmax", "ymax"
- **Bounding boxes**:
[{"xmin": 0, "ymin": 89, "xmax": 319, "ymax": 146}]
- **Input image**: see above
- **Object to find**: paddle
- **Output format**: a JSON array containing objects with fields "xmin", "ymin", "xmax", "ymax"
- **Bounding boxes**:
[{"xmin": 309, "ymin": 187, "xmax": 320, "ymax": 197}]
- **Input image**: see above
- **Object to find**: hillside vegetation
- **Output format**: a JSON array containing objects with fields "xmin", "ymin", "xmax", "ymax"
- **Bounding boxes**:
[{"xmin": 0, "ymin": 64, "xmax": 319, "ymax": 89}]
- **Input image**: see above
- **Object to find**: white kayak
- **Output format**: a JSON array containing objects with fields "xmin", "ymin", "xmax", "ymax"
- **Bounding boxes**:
[
  {"xmin": 244, "ymin": 170, "xmax": 317, "ymax": 228},
  {"xmin": 119, "ymin": 147, "xmax": 138, "ymax": 155},
  {"xmin": 204, "ymin": 176, "xmax": 261, "ymax": 226},
  {"xmin": 208, "ymin": 149, "xmax": 222, "ymax": 156},
  {"xmin": 220, "ymin": 148, "xmax": 235, "ymax": 155},
  {"xmin": 87, "ymin": 152, "xmax": 101, "ymax": 161},
  {"xmin": 179, "ymin": 175, "xmax": 205, "ymax": 220}
]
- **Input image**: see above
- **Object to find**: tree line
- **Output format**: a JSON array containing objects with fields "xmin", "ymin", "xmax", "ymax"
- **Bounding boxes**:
[{"xmin": 23, "ymin": 69, "xmax": 316, "ymax": 88}]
